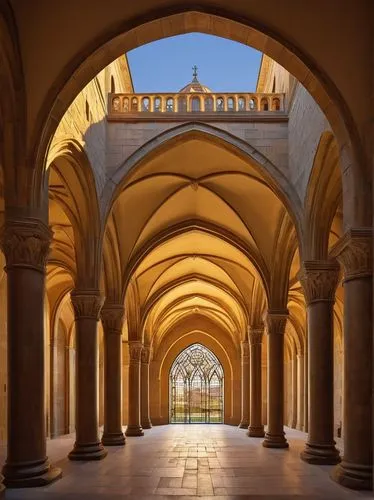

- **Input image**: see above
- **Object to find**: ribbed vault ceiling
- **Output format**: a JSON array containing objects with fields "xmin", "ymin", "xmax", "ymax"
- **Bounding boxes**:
[{"xmin": 105, "ymin": 135, "xmax": 291, "ymax": 348}]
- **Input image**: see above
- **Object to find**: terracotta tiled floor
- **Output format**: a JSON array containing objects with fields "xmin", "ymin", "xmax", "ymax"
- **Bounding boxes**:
[{"xmin": 1, "ymin": 425, "xmax": 373, "ymax": 499}]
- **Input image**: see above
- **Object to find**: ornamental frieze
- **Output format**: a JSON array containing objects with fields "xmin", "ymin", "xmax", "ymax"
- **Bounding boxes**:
[
  {"xmin": 101, "ymin": 304, "xmax": 125, "ymax": 333},
  {"xmin": 337, "ymin": 233, "xmax": 372, "ymax": 281},
  {"xmin": 141, "ymin": 345, "xmax": 152, "ymax": 364},
  {"xmin": 264, "ymin": 311, "xmax": 288, "ymax": 335},
  {"xmin": 298, "ymin": 261, "xmax": 340, "ymax": 305},
  {"xmin": 71, "ymin": 290, "xmax": 104, "ymax": 320},
  {"xmin": 249, "ymin": 326, "xmax": 264, "ymax": 345},
  {"xmin": 128, "ymin": 341, "xmax": 143, "ymax": 363},
  {"xmin": 0, "ymin": 219, "xmax": 52, "ymax": 271}
]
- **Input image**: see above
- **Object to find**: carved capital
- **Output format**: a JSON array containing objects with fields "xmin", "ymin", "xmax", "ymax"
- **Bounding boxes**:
[
  {"xmin": 248, "ymin": 325, "xmax": 264, "ymax": 345},
  {"xmin": 240, "ymin": 340, "xmax": 249, "ymax": 361},
  {"xmin": 265, "ymin": 310, "xmax": 288, "ymax": 335},
  {"xmin": 0, "ymin": 218, "xmax": 52, "ymax": 272},
  {"xmin": 101, "ymin": 304, "xmax": 124, "ymax": 334},
  {"xmin": 331, "ymin": 228, "xmax": 372, "ymax": 282},
  {"xmin": 141, "ymin": 345, "xmax": 152, "ymax": 364},
  {"xmin": 71, "ymin": 290, "xmax": 104, "ymax": 320},
  {"xmin": 128, "ymin": 341, "xmax": 143, "ymax": 363},
  {"xmin": 298, "ymin": 261, "xmax": 340, "ymax": 305}
]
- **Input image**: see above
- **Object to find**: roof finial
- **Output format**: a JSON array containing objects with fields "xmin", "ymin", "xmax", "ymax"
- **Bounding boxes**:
[{"xmin": 192, "ymin": 65, "xmax": 198, "ymax": 81}]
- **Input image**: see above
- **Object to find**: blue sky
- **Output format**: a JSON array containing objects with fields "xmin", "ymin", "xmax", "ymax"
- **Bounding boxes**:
[{"xmin": 127, "ymin": 33, "xmax": 262, "ymax": 93}]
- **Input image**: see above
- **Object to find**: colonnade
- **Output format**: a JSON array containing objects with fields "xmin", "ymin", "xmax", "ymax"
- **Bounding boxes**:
[{"xmin": 0, "ymin": 218, "xmax": 372, "ymax": 491}]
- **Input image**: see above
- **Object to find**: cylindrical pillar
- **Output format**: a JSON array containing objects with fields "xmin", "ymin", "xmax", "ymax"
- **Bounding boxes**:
[
  {"xmin": 101, "ymin": 304, "xmax": 125, "ymax": 446},
  {"xmin": 263, "ymin": 311, "xmax": 289, "ymax": 448},
  {"xmin": 141, "ymin": 345, "xmax": 152, "ymax": 429},
  {"xmin": 331, "ymin": 230, "xmax": 372, "ymax": 490},
  {"xmin": 239, "ymin": 340, "xmax": 250, "ymax": 428},
  {"xmin": 68, "ymin": 290, "xmax": 107, "ymax": 460},
  {"xmin": 291, "ymin": 355, "xmax": 297, "ymax": 428},
  {"xmin": 125, "ymin": 341, "xmax": 144, "ymax": 436},
  {"xmin": 299, "ymin": 261, "xmax": 340, "ymax": 465},
  {"xmin": 248, "ymin": 326, "xmax": 265, "ymax": 437},
  {"xmin": 303, "ymin": 333, "xmax": 308, "ymax": 432},
  {"xmin": 0, "ymin": 219, "xmax": 62, "ymax": 487},
  {"xmin": 296, "ymin": 352, "xmax": 305, "ymax": 430}
]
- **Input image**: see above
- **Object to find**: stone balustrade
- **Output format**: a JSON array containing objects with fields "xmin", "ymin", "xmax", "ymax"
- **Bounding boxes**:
[{"xmin": 108, "ymin": 92, "xmax": 285, "ymax": 118}]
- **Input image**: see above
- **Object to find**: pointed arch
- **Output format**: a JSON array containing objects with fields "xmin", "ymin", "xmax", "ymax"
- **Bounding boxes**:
[{"xmin": 103, "ymin": 122, "xmax": 303, "ymax": 239}]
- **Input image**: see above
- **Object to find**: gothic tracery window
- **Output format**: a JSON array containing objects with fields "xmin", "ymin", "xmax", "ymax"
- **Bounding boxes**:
[{"xmin": 169, "ymin": 343, "xmax": 224, "ymax": 423}]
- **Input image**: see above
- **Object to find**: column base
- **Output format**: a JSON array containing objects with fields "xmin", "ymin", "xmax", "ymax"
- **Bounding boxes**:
[
  {"xmin": 331, "ymin": 461, "xmax": 372, "ymax": 491},
  {"xmin": 125, "ymin": 425, "xmax": 144, "ymax": 437},
  {"xmin": 239, "ymin": 420, "xmax": 249, "ymax": 429},
  {"xmin": 102, "ymin": 432, "xmax": 126, "ymax": 446},
  {"xmin": 300, "ymin": 442, "xmax": 340, "ymax": 465},
  {"xmin": 262, "ymin": 432, "xmax": 289, "ymax": 448},
  {"xmin": 141, "ymin": 420, "xmax": 152, "ymax": 430},
  {"xmin": 68, "ymin": 441, "xmax": 108, "ymax": 461},
  {"xmin": 2, "ymin": 459, "xmax": 62, "ymax": 488},
  {"xmin": 248, "ymin": 425, "xmax": 265, "ymax": 437}
]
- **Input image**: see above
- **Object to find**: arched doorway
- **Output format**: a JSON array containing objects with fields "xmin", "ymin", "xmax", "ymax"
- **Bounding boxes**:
[{"xmin": 169, "ymin": 343, "xmax": 224, "ymax": 424}]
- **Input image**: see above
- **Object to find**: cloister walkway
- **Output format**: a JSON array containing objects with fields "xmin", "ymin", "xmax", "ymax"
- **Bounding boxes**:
[{"xmin": 0, "ymin": 425, "xmax": 371, "ymax": 499}]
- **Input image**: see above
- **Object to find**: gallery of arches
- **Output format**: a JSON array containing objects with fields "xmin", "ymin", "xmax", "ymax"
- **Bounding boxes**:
[{"xmin": 0, "ymin": 2, "xmax": 373, "ymax": 499}]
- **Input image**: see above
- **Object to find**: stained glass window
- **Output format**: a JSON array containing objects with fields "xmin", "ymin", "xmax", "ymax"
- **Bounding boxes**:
[{"xmin": 169, "ymin": 344, "xmax": 224, "ymax": 423}]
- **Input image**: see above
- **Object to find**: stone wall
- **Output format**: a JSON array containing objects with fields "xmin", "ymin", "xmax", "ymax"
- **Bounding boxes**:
[
  {"xmin": 288, "ymin": 85, "xmax": 330, "ymax": 200},
  {"xmin": 106, "ymin": 120, "xmax": 288, "ymax": 179},
  {"xmin": 49, "ymin": 55, "xmax": 133, "ymax": 194},
  {"xmin": 258, "ymin": 56, "xmax": 331, "ymax": 203}
]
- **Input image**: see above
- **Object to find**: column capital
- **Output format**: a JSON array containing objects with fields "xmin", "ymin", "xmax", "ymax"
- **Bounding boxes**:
[
  {"xmin": 101, "ymin": 304, "xmax": 124, "ymax": 334},
  {"xmin": 141, "ymin": 345, "xmax": 152, "ymax": 364},
  {"xmin": 128, "ymin": 341, "xmax": 143, "ymax": 363},
  {"xmin": 71, "ymin": 289, "xmax": 104, "ymax": 320},
  {"xmin": 0, "ymin": 218, "xmax": 52, "ymax": 272},
  {"xmin": 331, "ymin": 228, "xmax": 372, "ymax": 282},
  {"xmin": 264, "ymin": 310, "xmax": 288, "ymax": 335},
  {"xmin": 248, "ymin": 325, "xmax": 264, "ymax": 345},
  {"xmin": 240, "ymin": 340, "xmax": 249, "ymax": 361},
  {"xmin": 298, "ymin": 260, "xmax": 340, "ymax": 305}
]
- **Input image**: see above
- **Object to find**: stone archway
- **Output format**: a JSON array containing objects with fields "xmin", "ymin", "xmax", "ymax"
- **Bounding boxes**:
[{"xmin": 26, "ymin": 8, "xmax": 369, "ymax": 229}]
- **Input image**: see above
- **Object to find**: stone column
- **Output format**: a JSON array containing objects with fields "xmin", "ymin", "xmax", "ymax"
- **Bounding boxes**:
[
  {"xmin": 248, "ymin": 326, "xmax": 265, "ymax": 437},
  {"xmin": 299, "ymin": 261, "xmax": 340, "ymax": 465},
  {"xmin": 331, "ymin": 230, "xmax": 372, "ymax": 490},
  {"xmin": 263, "ymin": 311, "xmax": 289, "ymax": 448},
  {"xmin": 239, "ymin": 340, "xmax": 250, "ymax": 428},
  {"xmin": 0, "ymin": 219, "xmax": 61, "ymax": 487},
  {"xmin": 125, "ymin": 341, "xmax": 144, "ymax": 436},
  {"xmin": 68, "ymin": 290, "xmax": 107, "ymax": 460},
  {"xmin": 101, "ymin": 304, "xmax": 125, "ymax": 446},
  {"xmin": 296, "ymin": 351, "xmax": 305, "ymax": 430},
  {"xmin": 291, "ymin": 355, "xmax": 298, "ymax": 428},
  {"xmin": 303, "ymin": 335, "xmax": 308, "ymax": 432},
  {"xmin": 141, "ymin": 345, "xmax": 152, "ymax": 429}
]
